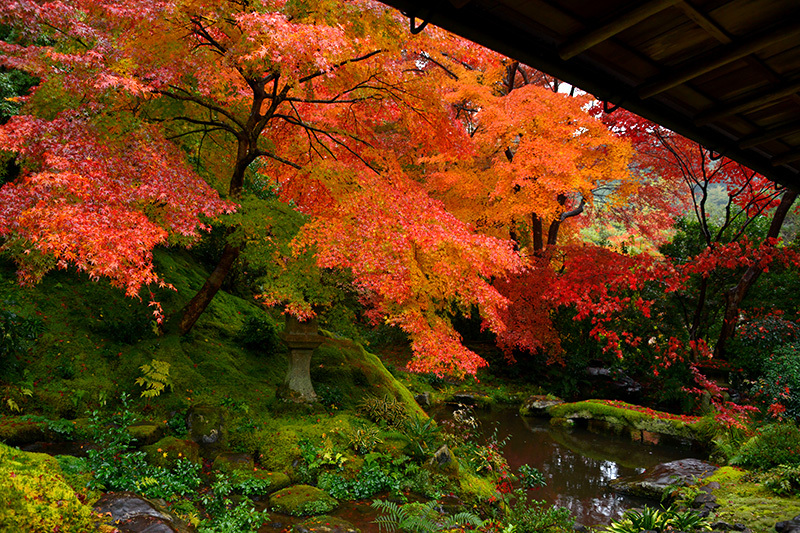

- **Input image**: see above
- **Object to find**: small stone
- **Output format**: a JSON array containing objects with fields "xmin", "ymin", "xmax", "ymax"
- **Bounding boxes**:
[
  {"xmin": 732, "ymin": 524, "xmax": 746, "ymax": 531},
  {"xmin": 414, "ymin": 392, "xmax": 431, "ymax": 408},
  {"xmin": 693, "ymin": 493, "xmax": 717, "ymax": 506},
  {"xmin": 572, "ymin": 524, "xmax": 587, "ymax": 533},
  {"xmin": 710, "ymin": 521, "xmax": 733, "ymax": 530},
  {"xmin": 703, "ymin": 502, "xmax": 721, "ymax": 511}
]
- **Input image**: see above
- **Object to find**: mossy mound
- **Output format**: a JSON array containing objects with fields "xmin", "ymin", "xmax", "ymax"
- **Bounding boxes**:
[
  {"xmin": 212, "ymin": 451, "xmax": 255, "ymax": 472},
  {"xmin": 294, "ymin": 515, "xmax": 361, "ymax": 533},
  {"xmin": 706, "ymin": 467, "xmax": 800, "ymax": 533},
  {"xmin": 459, "ymin": 472, "xmax": 495, "ymax": 503},
  {"xmin": 127, "ymin": 422, "xmax": 165, "ymax": 445},
  {"xmin": 142, "ymin": 436, "xmax": 200, "ymax": 467},
  {"xmin": 547, "ymin": 399, "xmax": 703, "ymax": 442},
  {"xmin": 0, "ymin": 415, "xmax": 47, "ymax": 445},
  {"xmin": 0, "ymin": 442, "xmax": 101, "ymax": 533},
  {"xmin": 269, "ymin": 484, "xmax": 338, "ymax": 516},
  {"xmin": 249, "ymin": 470, "xmax": 291, "ymax": 493}
]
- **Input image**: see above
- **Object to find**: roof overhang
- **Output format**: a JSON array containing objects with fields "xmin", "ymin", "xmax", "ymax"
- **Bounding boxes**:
[{"xmin": 378, "ymin": 0, "xmax": 800, "ymax": 191}]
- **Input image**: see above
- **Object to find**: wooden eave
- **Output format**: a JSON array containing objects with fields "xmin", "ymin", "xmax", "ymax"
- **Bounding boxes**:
[{"xmin": 377, "ymin": 0, "xmax": 800, "ymax": 191}]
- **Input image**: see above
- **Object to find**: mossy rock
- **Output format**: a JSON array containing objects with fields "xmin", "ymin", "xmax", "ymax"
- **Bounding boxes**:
[
  {"xmin": 250, "ymin": 470, "xmax": 291, "ymax": 494},
  {"xmin": 0, "ymin": 415, "xmax": 47, "ymax": 446},
  {"xmin": 459, "ymin": 472, "xmax": 495, "ymax": 503},
  {"xmin": 294, "ymin": 515, "xmax": 361, "ymax": 533},
  {"xmin": 269, "ymin": 484, "xmax": 338, "ymax": 516},
  {"xmin": 127, "ymin": 422, "xmax": 165, "ymax": 445},
  {"xmin": 142, "ymin": 436, "xmax": 200, "ymax": 467},
  {"xmin": 187, "ymin": 404, "xmax": 227, "ymax": 456},
  {"xmin": 212, "ymin": 451, "xmax": 255, "ymax": 472},
  {"xmin": 0, "ymin": 442, "xmax": 100, "ymax": 533},
  {"xmin": 547, "ymin": 400, "xmax": 702, "ymax": 442}
]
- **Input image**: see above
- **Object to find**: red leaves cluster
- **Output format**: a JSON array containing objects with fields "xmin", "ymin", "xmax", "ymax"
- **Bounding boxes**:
[{"xmin": 0, "ymin": 111, "xmax": 234, "ymax": 310}]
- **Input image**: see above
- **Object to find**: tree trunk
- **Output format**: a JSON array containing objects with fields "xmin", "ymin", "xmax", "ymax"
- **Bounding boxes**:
[
  {"xmin": 177, "ymin": 242, "xmax": 241, "ymax": 335},
  {"xmin": 715, "ymin": 189, "xmax": 798, "ymax": 357}
]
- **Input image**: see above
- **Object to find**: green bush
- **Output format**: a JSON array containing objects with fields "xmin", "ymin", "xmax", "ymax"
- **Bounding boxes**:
[
  {"xmin": 732, "ymin": 423, "xmax": 800, "ymax": 470},
  {"xmin": 750, "ymin": 343, "xmax": 800, "ymax": 420},
  {"xmin": 0, "ymin": 308, "xmax": 44, "ymax": 373},
  {"xmin": 505, "ymin": 495, "xmax": 573, "ymax": 533},
  {"xmin": 605, "ymin": 505, "xmax": 709, "ymax": 533},
  {"xmin": 235, "ymin": 315, "xmax": 279, "ymax": 352}
]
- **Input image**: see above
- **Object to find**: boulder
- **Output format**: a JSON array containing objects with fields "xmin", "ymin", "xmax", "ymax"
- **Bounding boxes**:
[
  {"xmin": 294, "ymin": 515, "xmax": 361, "ymax": 533},
  {"xmin": 414, "ymin": 392, "xmax": 431, "ymax": 408},
  {"xmin": 269, "ymin": 485, "xmax": 339, "ymax": 517},
  {"xmin": 609, "ymin": 458, "xmax": 718, "ymax": 500},
  {"xmin": 520, "ymin": 395, "xmax": 564, "ymax": 417},
  {"xmin": 93, "ymin": 491, "xmax": 190, "ymax": 533}
]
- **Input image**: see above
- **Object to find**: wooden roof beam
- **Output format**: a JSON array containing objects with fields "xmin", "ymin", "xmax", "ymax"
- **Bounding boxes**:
[
  {"xmin": 740, "ymin": 121, "xmax": 800, "ymax": 149},
  {"xmin": 638, "ymin": 20, "xmax": 800, "ymax": 99},
  {"xmin": 772, "ymin": 148, "xmax": 800, "ymax": 167},
  {"xmin": 695, "ymin": 78, "xmax": 800, "ymax": 126},
  {"xmin": 558, "ymin": 0, "xmax": 680, "ymax": 60}
]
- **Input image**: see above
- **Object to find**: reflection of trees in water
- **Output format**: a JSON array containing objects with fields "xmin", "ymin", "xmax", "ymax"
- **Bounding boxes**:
[{"xmin": 477, "ymin": 409, "xmax": 698, "ymax": 525}]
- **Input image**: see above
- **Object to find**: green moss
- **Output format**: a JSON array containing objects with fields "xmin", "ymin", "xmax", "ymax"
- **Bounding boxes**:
[
  {"xmin": 0, "ymin": 442, "xmax": 100, "ymax": 532},
  {"xmin": 707, "ymin": 466, "xmax": 800, "ymax": 533},
  {"xmin": 458, "ymin": 472, "xmax": 495, "ymax": 503},
  {"xmin": 547, "ymin": 400, "xmax": 702, "ymax": 442},
  {"xmin": 269, "ymin": 484, "xmax": 338, "ymax": 516},
  {"xmin": 0, "ymin": 415, "xmax": 47, "ymax": 445},
  {"xmin": 142, "ymin": 436, "xmax": 200, "ymax": 467}
]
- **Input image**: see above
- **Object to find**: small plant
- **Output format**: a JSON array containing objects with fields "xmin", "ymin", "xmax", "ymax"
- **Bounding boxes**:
[
  {"xmin": 346, "ymin": 425, "xmax": 382, "ymax": 455},
  {"xmin": 518, "ymin": 464, "xmax": 547, "ymax": 489},
  {"xmin": 372, "ymin": 499, "xmax": 484, "ymax": 533},
  {"xmin": 605, "ymin": 505, "xmax": 709, "ymax": 533},
  {"xmin": 135, "ymin": 359, "xmax": 172, "ymax": 398},
  {"xmin": 359, "ymin": 395, "xmax": 408, "ymax": 428},
  {"xmin": 404, "ymin": 415, "xmax": 441, "ymax": 459},
  {"xmin": 503, "ymin": 492, "xmax": 573, "ymax": 533}
]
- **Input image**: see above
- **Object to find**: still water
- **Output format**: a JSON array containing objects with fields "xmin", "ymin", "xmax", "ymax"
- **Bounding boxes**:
[{"xmin": 461, "ymin": 408, "xmax": 704, "ymax": 525}]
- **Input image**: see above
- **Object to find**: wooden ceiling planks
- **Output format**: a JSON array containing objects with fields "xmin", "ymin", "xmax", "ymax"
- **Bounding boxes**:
[{"xmin": 377, "ymin": 0, "xmax": 800, "ymax": 189}]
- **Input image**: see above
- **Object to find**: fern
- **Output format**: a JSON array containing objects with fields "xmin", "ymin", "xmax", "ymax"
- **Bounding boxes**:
[
  {"xmin": 135, "ymin": 359, "xmax": 172, "ymax": 398},
  {"xmin": 371, "ymin": 499, "xmax": 483, "ymax": 533}
]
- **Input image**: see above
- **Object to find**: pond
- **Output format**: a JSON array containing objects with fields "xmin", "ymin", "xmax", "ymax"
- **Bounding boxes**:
[{"xmin": 459, "ymin": 407, "xmax": 705, "ymax": 526}]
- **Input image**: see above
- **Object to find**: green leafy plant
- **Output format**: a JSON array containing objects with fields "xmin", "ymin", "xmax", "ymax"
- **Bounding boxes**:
[
  {"xmin": 518, "ymin": 464, "xmax": 547, "ymax": 489},
  {"xmin": 605, "ymin": 505, "xmax": 709, "ymax": 533},
  {"xmin": 235, "ymin": 315, "xmax": 279, "ymax": 353},
  {"xmin": 763, "ymin": 464, "xmax": 800, "ymax": 496},
  {"xmin": 749, "ymin": 343, "xmax": 800, "ymax": 421},
  {"xmin": 372, "ymin": 499, "xmax": 484, "ymax": 533},
  {"xmin": 504, "ymin": 493, "xmax": 573, "ymax": 533},
  {"xmin": 135, "ymin": 359, "xmax": 173, "ymax": 398}
]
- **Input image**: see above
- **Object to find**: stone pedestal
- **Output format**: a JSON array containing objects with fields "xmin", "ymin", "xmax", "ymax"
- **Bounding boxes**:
[{"xmin": 279, "ymin": 315, "xmax": 324, "ymax": 402}]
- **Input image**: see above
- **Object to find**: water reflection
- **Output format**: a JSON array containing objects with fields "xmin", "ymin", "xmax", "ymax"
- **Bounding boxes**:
[{"xmin": 444, "ymin": 408, "xmax": 703, "ymax": 525}]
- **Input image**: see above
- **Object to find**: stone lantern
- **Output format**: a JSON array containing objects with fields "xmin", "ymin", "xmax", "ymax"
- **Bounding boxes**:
[{"xmin": 279, "ymin": 314, "xmax": 323, "ymax": 402}]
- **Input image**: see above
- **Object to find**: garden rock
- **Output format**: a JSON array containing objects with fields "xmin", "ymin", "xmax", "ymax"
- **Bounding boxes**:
[
  {"xmin": 415, "ymin": 392, "xmax": 431, "ymax": 408},
  {"xmin": 431, "ymin": 444, "xmax": 459, "ymax": 474},
  {"xmin": 776, "ymin": 514, "xmax": 800, "ymax": 533},
  {"xmin": 609, "ymin": 458, "xmax": 718, "ymax": 500},
  {"xmin": 186, "ymin": 404, "xmax": 226, "ymax": 456},
  {"xmin": 269, "ymin": 484, "xmax": 338, "ymax": 516},
  {"xmin": 294, "ymin": 515, "xmax": 361, "ymax": 533},
  {"xmin": 520, "ymin": 395, "xmax": 564, "ymax": 417},
  {"xmin": 93, "ymin": 491, "xmax": 190, "ymax": 533}
]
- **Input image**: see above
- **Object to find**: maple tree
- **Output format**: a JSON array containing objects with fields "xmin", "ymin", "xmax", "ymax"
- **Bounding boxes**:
[
  {"xmin": 0, "ymin": 0, "xmax": 525, "ymax": 391},
  {"xmin": 600, "ymin": 108, "xmax": 799, "ymax": 359}
]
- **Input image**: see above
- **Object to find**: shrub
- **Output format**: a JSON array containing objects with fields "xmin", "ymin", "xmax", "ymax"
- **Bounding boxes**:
[
  {"xmin": 372, "ymin": 499, "xmax": 484, "ymax": 533},
  {"xmin": 763, "ymin": 464, "xmax": 800, "ymax": 496},
  {"xmin": 236, "ymin": 315, "xmax": 279, "ymax": 353},
  {"xmin": 732, "ymin": 423, "xmax": 800, "ymax": 470},
  {"xmin": 730, "ymin": 316, "xmax": 800, "ymax": 378},
  {"xmin": 505, "ymin": 495, "xmax": 573, "ymax": 533},
  {"xmin": 750, "ymin": 343, "xmax": 800, "ymax": 420},
  {"xmin": 605, "ymin": 505, "xmax": 710, "ymax": 533},
  {"xmin": 0, "ymin": 308, "xmax": 43, "ymax": 373}
]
